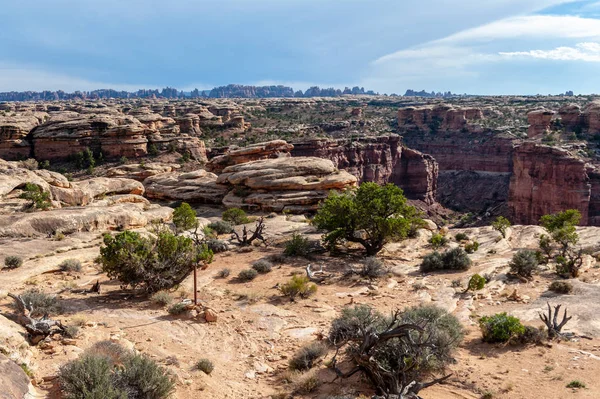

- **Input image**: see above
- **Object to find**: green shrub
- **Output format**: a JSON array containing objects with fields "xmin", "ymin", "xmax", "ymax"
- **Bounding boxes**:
[
  {"xmin": 467, "ymin": 274, "xmax": 486, "ymax": 291},
  {"xmin": 359, "ymin": 257, "xmax": 387, "ymax": 278},
  {"xmin": 18, "ymin": 289, "xmax": 62, "ymax": 317},
  {"xmin": 268, "ymin": 253, "xmax": 287, "ymax": 264},
  {"xmin": 4, "ymin": 255, "xmax": 23, "ymax": 269},
  {"xmin": 19, "ymin": 183, "xmax": 51, "ymax": 210},
  {"xmin": 148, "ymin": 144, "xmax": 159, "ymax": 156},
  {"xmin": 464, "ymin": 241, "xmax": 479, "ymax": 254},
  {"xmin": 196, "ymin": 358, "xmax": 214, "ymax": 374},
  {"xmin": 566, "ymin": 380, "xmax": 586, "ymax": 389},
  {"xmin": 549, "ymin": 281, "xmax": 574, "ymax": 294},
  {"xmin": 59, "ymin": 354, "xmax": 123, "ymax": 399},
  {"xmin": 117, "ymin": 353, "xmax": 175, "ymax": 397},
  {"xmin": 151, "ymin": 291, "xmax": 173, "ymax": 306},
  {"xmin": 492, "ymin": 216, "xmax": 511, "ymax": 238},
  {"xmin": 420, "ymin": 248, "xmax": 472, "ymax": 272},
  {"xmin": 509, "ymin": 249, "xmax": 539, "ymax": 278},
  {"xmin": 99, "ymin": 230, "xmax": 213, "ymax": 293},
  {"xmin": 429, "ymin": 233, "xmax": 448, "ymax": 249},
  {"xmin": 238, "ymin": 269, "xmax": 258, "ymax": 282},
  {"xmin": 59, "ymin": 259, "xmax": 82, "ymax": 273},
  {"xmin": 207, "ymin": 220, "xmax": 233, "ymax": 235},
  {"xmin": 479, "ymin": 313, "xmax": 525, "ymax": 343},
  {"xmin": 517, "ymin": 325, "xmax": 547, "ymax": 345},
  {"xmin": 252, "ymin": 260, "xmax": 273, "ymax": 274},
  {"xmin": 172, "ymin": 202, "xmax": 198, "ymax": 233},
  {"xmin": 167, "ymin": 302, "xmax": 188, "ymax": 315},
  {"xmin": 289, "ymin": 342, "xmax": 328, "ymax": 371},
  {"xmin": 222, "ymin": 208, "xmax": 250, "ymax": 225},
  {"xmin": 280, "ymin": 275, "xmax": 317, "ymax": 301},
  {"xmin": 217, "ymin": 268, "xmax": 231, "ymax": 278},
  {"xmin": 455, "ymin": 233, "xmax": 469, "ymax": 241},
  {"xmin": 313, "ymin": 183, "xmax": 423, "ymax": 256},
  {"xmin": 284, "ymin": 233, "xmax": 311, "ymax": 257}
]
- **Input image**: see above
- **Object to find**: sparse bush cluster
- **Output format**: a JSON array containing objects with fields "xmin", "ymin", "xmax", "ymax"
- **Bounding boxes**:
[
  {"xmin": 59, "ymin": 341, "xmax": 174, "ymax": 399},
  {"xmin": 455, "ymin": 233, "xmax": 469, "ymax": 241},
  {"xmin": 467, "ymin": 274, "xmax": 486, "ymax": 291},
  {"xmin": 280, "ymin": 275, "xmax": 317, "ymax": 301},
  {"xmin": 217, "ymin": 268, "xmax": 231, "ymax": 278},
  {"xmin": 479, "ymin": 313, "xmax": 526, "ymax": 343},
  {"xmin": 420, "ymin": 247, "xmax": 472, "ymax": 272},
  {"xmin": 328, "ymin": 304, "xmax": 463, "ymax": 396},
  {"xmin": 284, "ymin": 233, "xmax": 311, "ymax": 257},
  {"xmin": 238, "ymin": 268, "xmax": 258, "ymax": 282},
  {"xmin": 196, "ymin": 358, "xmax": 214, "ymax": 374},
  {"xmin": 252, "ymin": 260, "xmax": 273, "ymax": 274},
  {"xmin": 4, "ymin": 255, "xmax": 23, "ymax": 269},
  {"xmin": 207, "ymin": 220, "xmax": 233, "ymax": 235},
  {"xmin": 549, "ymin": 281, "xmax": 574, "ymax": 294},
  {"xmin": 289, "ymin": 342, "xmax": 328, "ymax": 371},
  {"xmin": 359, "ymin": 257, "xmax": 387, "ymax": 279},
  {"xmin": 429, "ymin": 233, "xmax": 448, "ymax": 249},
  {"xmin": 464, "ymin": 241, "xmax": 479, "ymax": 254},
  {"xmin": 59, "ymin": 259, "xmax": 82, "ymax": 273},
  {"xmin": 509, "ymin": 249, "xmax": 539, "ymax": 278},
  {"xmin": 16, "ymin": 289, "xmax": 62, "ymax": 318}
]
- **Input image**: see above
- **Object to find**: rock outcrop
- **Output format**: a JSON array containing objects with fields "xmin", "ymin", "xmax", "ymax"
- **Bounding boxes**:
[
  {"xmin": 0, "ymin": 113, "xmax": 48, "ymax": 160},
  {"xmin": 206, "ymin": 140, "xmax": 293, "ymax": 173},
  {"xmin": 0, "ymin": 354, "xmax": 33, "ymax": 399},
  {"xmin": 508, "ymin": 143, "xmax": 591, "ymax": 225},
  {"xmin": 397, "ymin": 104, "xmax": 483, "ymax": 133},
  {"xmin": 106, "ymin": 163, "xmax": 181, "ymax": 181},
  {"xmin": 144, "ymin": 169, "xmax": 228, "ymax": 204},
  {"xmin": 291, "ymin": 136, "xmax": 438, "ymax": 204},
  {"xmin": 527, "ymin": 109, "xmax": 555, "ymax": 138},
  {"xmin": 32, "ymin": 112, "xmax": 148, "ymax": 160},
  {"xmin": 0, "ymin": 159, "xmax": 145, "ymax": 209},
  {"xmin": 216, "ymin": 157, "xmax": 357, "ymax": 212}
]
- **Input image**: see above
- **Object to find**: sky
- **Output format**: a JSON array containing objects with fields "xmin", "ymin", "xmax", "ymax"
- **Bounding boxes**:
[{"xmin": 2, "ymin": 0, "xmax": 600, "ymax": 95}]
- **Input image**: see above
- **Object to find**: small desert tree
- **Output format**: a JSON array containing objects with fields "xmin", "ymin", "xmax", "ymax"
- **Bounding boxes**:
[
  {"xmin": 539, "ymin": 210, "xmax": 582, "ymax": 277},
  {"xmin": 172, "ymin": 202, "xmax": 198, "ymax": 233},
  {"xmin": 313, "ymin": 183, "xmax": 423, "ymax": 256},
  {"xmin": 492, "ymin": 216, "xmax": 511, "ymax": 238},
  {"xmin": 99, "ymin": 229, "xmax": 213, "ymax": 293}
]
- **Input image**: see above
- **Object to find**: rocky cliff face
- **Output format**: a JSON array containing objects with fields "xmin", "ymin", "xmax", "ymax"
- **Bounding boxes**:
[
  {"xmin": 527, "ymin": 109, "xmax": 555, "ymax": 138},
  {"xmin": 397, "ymin": 104, "xmax": 483, "ymax": 133},
  {"xmin": 508, "ymin": 143, "xmax": 591, "ymax": 225},
  {"xmin": 291, "ymin": 135, "xmax": 438, "ymax": 204},
  {"xmin": 0, "ymin": 112, "xmax": 48, "ymax": 160}
]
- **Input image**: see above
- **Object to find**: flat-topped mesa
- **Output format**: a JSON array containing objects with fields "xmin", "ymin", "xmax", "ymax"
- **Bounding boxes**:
[
  {"xmin": 206, "ymin": 140, "xmax": 294, "ymax": 173},
  {"xmin": 291, "ymin": 135, "xmax": 437, "ymax": 204},
  {"xmin": 397, "ymin": 104, "xmax": 484, "ymax": 133},
  {"xmin": 527, "ymin": 108, "xmax": 556, "ymax": 138},
  {"xmin": 216, "ymin": 157, "xmax": 358, "ymax": 213},
  {"xmin": 508, "ymin": 143, "xmax": 591, "ymax": 225},
  {"xmin": 0, "ymin": 112, "xmax": 49, "ymax": 160}
]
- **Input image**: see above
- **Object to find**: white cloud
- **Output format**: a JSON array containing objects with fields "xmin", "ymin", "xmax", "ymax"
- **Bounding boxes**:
[{"xmin": 500, "ymin": 42, "xmax": 600, "ymax": 61}]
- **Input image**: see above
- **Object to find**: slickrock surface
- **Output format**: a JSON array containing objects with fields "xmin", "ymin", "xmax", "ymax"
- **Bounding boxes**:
[
  {"xmin": 217, "ymin": 157, "xmax": 357, "ymax": 212},
  {"xmin": 206, "ymin": 140, "xmax": 293, "ymax": 173},
  {"xmin": 144, "ymin": 169, "xmax": 228, "ymax": 204}
]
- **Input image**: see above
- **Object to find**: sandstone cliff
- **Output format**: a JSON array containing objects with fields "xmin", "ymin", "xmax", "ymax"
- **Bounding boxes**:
[{"xmin": 508, "ymin": 143, "xmax": 591, "ymax": 225}]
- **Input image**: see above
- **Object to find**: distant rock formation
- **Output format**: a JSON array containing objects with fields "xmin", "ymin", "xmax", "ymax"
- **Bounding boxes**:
[
  {"xmin": 527, "ymin": 108, "xmax": 555, "ymax": 138},
  {"xmin": 397, "ymin": 104, "xmax": 483, "ymax": 133},
  {"xmin": 206, "ymin": 140, "xmax": 293, "ymax": 173},
  {"xmin": 291, "ymin": 135, "xmax": 438, "ymax": 204},
  {"xmin": 404, "ymin": 90, "xmax": 459, "ymax": 98}
]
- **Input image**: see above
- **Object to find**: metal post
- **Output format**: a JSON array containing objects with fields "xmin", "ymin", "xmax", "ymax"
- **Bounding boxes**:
[{"xmin": 193, "ymin": 263, "xmax": 198, "ymax": 305}]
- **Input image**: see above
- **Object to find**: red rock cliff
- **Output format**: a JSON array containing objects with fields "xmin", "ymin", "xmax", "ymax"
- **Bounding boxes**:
[{"xmin": 508, "ymin": 143, "xmax": 591, "ymax": 225}]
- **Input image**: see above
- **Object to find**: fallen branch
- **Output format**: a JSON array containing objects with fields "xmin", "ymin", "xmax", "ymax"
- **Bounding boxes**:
[
  {"xmin": 539, "ymin": 302, "xmax": 572, "ymax": 339},
  {"xmin": 8, "ymin": 293, "xmax": 66, "ymax": 343},
  {"xmin": 231, "ymin": 217, "xmax": 268, "ymax": 247}
]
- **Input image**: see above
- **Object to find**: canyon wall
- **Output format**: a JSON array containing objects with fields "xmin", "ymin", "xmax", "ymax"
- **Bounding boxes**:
[
  {"xmin": 508, "ymin": 143, "xmax": 592, "ymax": 225},
  {"xmin": 398, "ymin": 105, "xmax": 514, "ymax": 213},
  {"xmin": 291, "ymin": 135, "xmax": 438, "ymax": 204}
]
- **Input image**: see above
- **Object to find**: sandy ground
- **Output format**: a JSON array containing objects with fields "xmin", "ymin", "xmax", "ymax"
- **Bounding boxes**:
[{"xmin": 2, "ymin": 217, "xmax": 600, "ymax": 399}]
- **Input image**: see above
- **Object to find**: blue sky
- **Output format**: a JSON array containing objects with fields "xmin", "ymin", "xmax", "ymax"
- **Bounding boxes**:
[{"xmin": 2, "ymin": 0, "xmax": 600, "ymax": 95}]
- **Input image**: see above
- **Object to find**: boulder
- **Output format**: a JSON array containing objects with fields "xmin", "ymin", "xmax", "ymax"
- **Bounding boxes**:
[
  {"xmin": 144, "ymin": 169, "xmax": 228, "ymax": 203},
  {"xmin": 0, "ymin": 354, "xmax": 33, "ymax": 399}
]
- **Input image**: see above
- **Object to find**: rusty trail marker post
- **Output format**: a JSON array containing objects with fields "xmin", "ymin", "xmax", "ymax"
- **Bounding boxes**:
[{"xmin": 193, "ymin": 263, "xmax": 198, "ymax": 305}]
